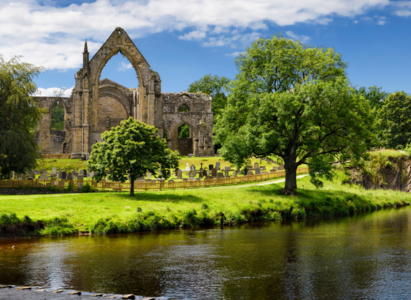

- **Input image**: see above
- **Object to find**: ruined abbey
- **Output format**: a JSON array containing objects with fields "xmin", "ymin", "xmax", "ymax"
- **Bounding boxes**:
[{"xmin": 34, "ymin": 28, "xmax": 214, "ymax": 158}]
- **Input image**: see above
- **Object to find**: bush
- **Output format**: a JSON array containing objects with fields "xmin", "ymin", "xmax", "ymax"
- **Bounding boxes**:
[{"xmin": 81, "ymin": 183, "xmax": 94, "ymax": 193}]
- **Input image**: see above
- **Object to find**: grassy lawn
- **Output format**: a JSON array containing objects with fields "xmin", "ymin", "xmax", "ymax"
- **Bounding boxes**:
[{"xmin": 1, "ymin": 171, "xmax": 410, "ymax": 236}]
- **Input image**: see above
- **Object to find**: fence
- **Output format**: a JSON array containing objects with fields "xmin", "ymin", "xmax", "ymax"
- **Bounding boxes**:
[
  {"xmin": 0, "ymin": 167, "xmax": 308, "ymax": 192},
  {"xmin": 41, "ymin": 154, "xmax": 72, "ymax": 159}
]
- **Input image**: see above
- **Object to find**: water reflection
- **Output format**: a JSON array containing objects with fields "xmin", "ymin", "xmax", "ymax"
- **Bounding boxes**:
[{"xmin": 1, "ymin": 208, "xmax": 411, "ymax": 299}]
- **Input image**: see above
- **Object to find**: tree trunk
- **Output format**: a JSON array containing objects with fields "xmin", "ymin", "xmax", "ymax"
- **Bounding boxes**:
[
  {"xmin": 130, "ymin": 174, "xmax": 135, "ymax": 196},
  {"xmin": 281, "ymin": 149, "xmax": 298, "ymax": 195}
]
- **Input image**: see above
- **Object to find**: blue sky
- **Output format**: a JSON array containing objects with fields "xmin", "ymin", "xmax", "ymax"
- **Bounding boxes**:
[{"xmin": 1, "ymin": 0, "xmax": 411, "ymax": 96}]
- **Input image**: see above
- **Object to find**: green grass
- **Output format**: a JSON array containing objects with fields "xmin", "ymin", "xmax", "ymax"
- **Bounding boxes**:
[
  {"xmin": 368, "ymin": 149, "xmax": 409, "ymax": 159},
  {"xmin": 1, "ymin": 171, "xmax": 410, "ymax": 236}
]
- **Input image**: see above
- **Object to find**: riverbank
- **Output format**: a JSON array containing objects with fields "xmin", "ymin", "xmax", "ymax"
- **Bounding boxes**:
[{"xmin": 1, "ymin": 172, "xmax": 410, "ymax": 237}]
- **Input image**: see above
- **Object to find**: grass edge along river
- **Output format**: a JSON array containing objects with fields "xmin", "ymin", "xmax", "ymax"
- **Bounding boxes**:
[{"xmin": 1, "ymin": 170, "xmax": 411, "ymax": 237}]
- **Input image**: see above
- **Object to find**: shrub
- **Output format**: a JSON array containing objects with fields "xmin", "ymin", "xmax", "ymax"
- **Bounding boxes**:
[{"xmin": 81, "ymin": 183, "xmax": 94, "ymax": 193}]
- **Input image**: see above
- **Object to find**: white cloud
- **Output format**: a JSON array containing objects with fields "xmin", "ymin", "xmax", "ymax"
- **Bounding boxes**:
[
  {"xmin": 377, "ymin": 16, "xmax": 386, "ymax": 25},
  {"xmin": 354, "ymin": 20, "xmax": 359, "ymax": 23},
  {"xmin": 35, "ymin": 87, "xmax": 74, "ymax": 97},
  {"xmin": 118, "ymin": 61, "xmax": 133, "ymax": 71},
  {"xmin": 178, "ymin": 30, "xmax": 206, "ymax": 40},
  {"xmin": 395, "ymin": 10, "xmax": 411, "ymax": 17},
  {"xmin": 0, "ymin": 0, "xmax": 391, "ymax": 70},
  {"xmin": 286, "ymin": 31, "xmax": 310, "ymax": 43},
  {"xmin": 226, "ymin": 51, "xmax": 245, "ymax": 57},
  {"xmin": 202, "ymin": 32, "xmax": 260, "ymax": 47}
]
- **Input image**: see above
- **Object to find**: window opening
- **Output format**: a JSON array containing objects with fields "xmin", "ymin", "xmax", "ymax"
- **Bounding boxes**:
[
  {"xmin": 178, "ymin": 124, "xmax": 190, "ymax": 139},
  {"xmin": 51, "ymin": 101, "xmax": 64, "ymax": 130}
]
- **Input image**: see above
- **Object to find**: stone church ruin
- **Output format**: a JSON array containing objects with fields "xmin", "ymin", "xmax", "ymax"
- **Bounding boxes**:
[{"xmin": 34, "ymin": 27, "xmax": 214, "ymax": 158}]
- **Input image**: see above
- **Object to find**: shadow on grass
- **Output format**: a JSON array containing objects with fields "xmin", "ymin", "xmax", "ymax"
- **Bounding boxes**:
[{"xmin": 115, "ymin": 192, "xmax": 204, "ymax": 204}]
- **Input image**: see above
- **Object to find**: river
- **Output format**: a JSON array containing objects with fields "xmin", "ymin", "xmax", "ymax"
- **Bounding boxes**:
[{"xmin": 1, "ymin": 207, "xmax": 411, "ymax": 299}]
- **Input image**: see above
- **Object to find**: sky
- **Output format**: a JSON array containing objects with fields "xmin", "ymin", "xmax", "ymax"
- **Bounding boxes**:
[{"xmin": 1, "ymin": 0, "xmax": 411, "ymax": 96}]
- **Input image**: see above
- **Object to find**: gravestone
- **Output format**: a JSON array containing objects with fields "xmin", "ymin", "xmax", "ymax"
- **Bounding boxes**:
[
  {"xmin": 209, "ymin": 164, "xmax": 213, "ymax": 171},
  {"xmin": 67, "ymin": 172, "xmax": 73, "ymax": 180},
  {"xmin": 233, "ymin": 171, "xmax": 237, "ymax": 177},
  {"xmin": 57, "ymin": 170, "xmax": 62, "ymax": 179},
  {"xmin": 177, "ymin": 169, "xmax": 183, "ymax": 179},
  {"xmin": 42, "ymin": 169, "xmax": 47, "ymax": 175},
  {"xmin": 28, "ymin": 177, "xmax": 33, "ymax": 180},
  {"xmin": 255, "ymin": 167, "xmax": 260, "ymax": 175},
  {"xmin": 199, "ymin": 170, "xmax": 203, "ymax": 178},
  {"xmin": 27, "ymin": 170, "xmax": 35, "ymax": 178},
  {"xmin": 22, "ymin": 175, "xmax": 27, "ymax": 180},
  {"xmin": 217, "ymin": 172, "xmax": 224, "ymax": 178},
  {"xmin": 224, "ymin": 167, "xmax": 230, "ymax": 177},
  {"xmin": 261, "ymin": 166, "xmax": 266, "ymax": 170},
  {"xmin": 82, "ymin": 169, "xmax": 88, "ymax": 177},
  {"xmin": 168, "ymin": 180, "xmax": 174, "ymax": 183},
  {"xmin": 278, "ymin": 165, "xmax": 285, "ymax": 170},
  {"xmin": 206, "ymin": 176, "xmax": 212, "ymax": 180},
  {"xmin": 61, "ymin": 172, "xmax": 67, "ymax": 180},
  {"xmin": 188, "ymin": 154, "xmax": 193, "ymax": 158},
  {"xmin": 203, "ymin": 169, "xmax": 207, "ymax": 177},
  {"xmin": 50, "ymin": 174, "xmax": 57, "ymax": 180},
  {"xmin": 51, "ymin": 167, "xmax": 57, "ymax": 175},
  {"xmin": 189, "ymin": 170, "xmax": 195, "ymax": 179},
  {"xmin": 270, "ymin": 168, "xmax": 277, "ymax": 173},
  {"xmin": 191, "ymin": 165, "xmax": 196, "ymax": 171},
  {"xmin": 254, "ymin": 162, "xmax": 259, "ymax": 169},
  {"xmin": 148, "ymin": 172, "xmax": 152, "ymax": 178},
  {"xmin": 38, "ymin": 174, "xmax": 48, "ymax": 180},
  {"xmin": 216, "ymin": 162, "xmax": 220, "ymax": 170},
  {"xmin": 212, "ymin": 168, "xmax": 217, "ymax": 177},
  {"xmin": 76, "ymin": 175, "xmax": 84, "ymax": 181},
  {"xmin": 247, "ymin": 170, "xmax": 254, "ymax": 176},
  {"xmin": 34, "ymin": 170, "xmax": 39, "ymax": 175}
]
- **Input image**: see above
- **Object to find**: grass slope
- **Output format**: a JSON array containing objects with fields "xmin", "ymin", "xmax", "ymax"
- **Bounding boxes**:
[{"xmin": 1, "ymin": 172, "xmax": 410, "ymax": 236}]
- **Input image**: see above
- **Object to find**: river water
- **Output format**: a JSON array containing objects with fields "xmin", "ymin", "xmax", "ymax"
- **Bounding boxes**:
[{"xmin": 1, "ymin": 207, "xmax": 411, "ymax": 299}]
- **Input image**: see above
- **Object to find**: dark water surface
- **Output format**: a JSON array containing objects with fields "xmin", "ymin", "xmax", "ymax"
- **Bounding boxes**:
[{"xmin": 1, "ymin": 208, "xmax": 411, "ymax": 299}]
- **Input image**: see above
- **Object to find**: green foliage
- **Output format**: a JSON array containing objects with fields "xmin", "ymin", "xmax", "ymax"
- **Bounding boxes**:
[
  {"xmin": 0, "ymin": 55, "xmax": 44, "ymax": 179},
  {"xmin": 51, "ymin": 102, "xmax": 64, "ymax": 130},
  {"xmin": 354, "ymin": 86, "xmax": 388, "ymax": 109},
  {"xmin": 81, "ymin": 183, "xmax": 94, "ymax": 193},
  {"xmin": 377, "ymin": 91, "xmax": 411, "ymax": 148},
  {"xmin": 215, "ymin": 35, "xmax": 374, "ymax": 194},
  {"xmin": 187, "ymin": 74, "xmax": 231, "ymax": 123},
  {"xmin": 86, "ymin": 117, "xmax": 179, "ymax": 196},
  {"xmin": 178, "ymin": 124, "xmax": 190, "ymax": 139},
  {"xmin": 179, "ymin": 104, "xmax": 189, "ymax": 112}
]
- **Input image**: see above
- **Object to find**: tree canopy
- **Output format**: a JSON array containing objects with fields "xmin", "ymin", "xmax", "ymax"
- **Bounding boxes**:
[
  {"xmin": 354, "ymin": 86, "xmax": 388, "ymax": 109},
  {"xmin": 86, "ymin": 117, "xmax": 179, "ymax": 196},
  {"xmin": 187, "ymin": 74, "xmax": 230, "ymax": 122},
  {"xmin": 51, "ymin": 101, "xmax": 64, "ymax": 130},
  {"xmin": 0, "ymin": 55, "xmax": 44, "ymax": 179},
  {"xmin": 215, "ymin": 36, "xmax": 374, "ymax": 195},
  {"xmin": 377, "ymin": 91, "xmax": 411, "ymax": 149}
]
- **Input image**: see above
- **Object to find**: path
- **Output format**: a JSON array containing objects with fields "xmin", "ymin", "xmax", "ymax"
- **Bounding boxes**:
[{"xmin": 236, "ymin": 174, "xmax": 308, "ymax": 188}]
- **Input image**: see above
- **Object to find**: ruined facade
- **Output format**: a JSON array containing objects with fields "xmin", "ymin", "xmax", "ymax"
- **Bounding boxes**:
[{"xmin": 35, "ymin": 27, "xmax": 214, "ymax": 158}]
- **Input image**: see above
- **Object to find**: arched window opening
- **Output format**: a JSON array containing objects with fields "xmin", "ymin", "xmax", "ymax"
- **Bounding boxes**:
[
  {"xmin": 100, "ymin": 52, "xmax": 137, "ymax": 88},
  {"xmin": 179, "ymin": 104, "xmax": 189, "ymax": 112},
  {"xmin": 163, "ymin": 130, "xmax": 168, "ymax": 139},
  {"xmin": 51, "ymin": 101, "xmax": 64, "ymax": 130},
  {"xmin": 178, "ymin": 124, "xmax": 190, "ymax": 139}
]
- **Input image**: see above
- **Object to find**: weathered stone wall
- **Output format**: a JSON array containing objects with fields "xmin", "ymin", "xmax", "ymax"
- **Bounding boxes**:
[{"xmin": 34, "ymin": 96, "xmax": 72, "ymax": 154}]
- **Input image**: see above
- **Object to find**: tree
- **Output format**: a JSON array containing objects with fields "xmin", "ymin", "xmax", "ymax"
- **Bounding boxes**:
[
  {"xmin": 354, "ymin": 86, "xmax": 388, "ymax": 109},
  {"xmin": 0, "ymin": 55, "xmax": 44, "ymax": 179},
  {"xmin": 86, "ymin": 117, "xmax": 179, "ymax": 196},
  {"xmin": 377, "ymin": 91, "xmax": 411, "ymax": 149},
  {"xmin": 214, "ymin": 36, "xmax": 374, "ymax": 195},
  {"xmin": 188, "ymin": 74, "xmax": 231, "ymax": 122}
]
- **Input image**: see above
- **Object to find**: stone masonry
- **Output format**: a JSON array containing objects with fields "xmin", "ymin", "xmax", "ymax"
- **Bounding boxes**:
[{"xmin": 34, "ymin": 27, "xmax": 214, "ymax": 157}]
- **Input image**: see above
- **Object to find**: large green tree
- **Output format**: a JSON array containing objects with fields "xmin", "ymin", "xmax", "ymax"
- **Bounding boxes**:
[
  {"xmin": 0, "ymin": 55, "xmax": 44, "ymax": 179},
  {"xmin": 86, "ymin": 117, "xmax": 179, "ymax": 196},
  {"xmin": 188, "ymin": 74, "xmax": 231, "ymax": 122},
  {"xmin": 377, "ymin": 91, "xmax": 411, "ymax": 148},
  {"xmin": 215, "ymin": 36, "xmax": 374, "ymax": 195},
  {"xmin": 354, "ymin": 86, "xmax": 388, "ymax": 109}
]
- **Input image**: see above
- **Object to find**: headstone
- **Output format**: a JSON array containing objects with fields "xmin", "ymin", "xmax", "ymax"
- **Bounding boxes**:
[
  {"xmin": 50, "ymin": 174, "xmax": 57, "ymax": 180},
  {"xmin": 61, "ymin": 172, "xmax": 67, "ymax": 180},
  {"xmin": 261, "ymin": 166, "xmax": 266, "ymax": 170},
  {"xmin": 52, "ymin": 167, "xmax": 57, "ymax": 175},
  {"xmin": 34, "ymin": 170, "xmax": 39, "ymax": 175},
  {"xmin": 185, "ymin": 163, "xmax": 190, "ymax": 171},
  {"xmin": 148, "ymin": 172, "xmax": 152, "ymax": 178},
  {"xmin": 247, "ymin": 170, "xmax": 254, "ymax": 176},
  {"xmin": 217, "ymin": 172, "xmax": 224, "ymax": 178},
  {"xmin": 72, "ymin": 169, "xmax": 76, "ymax": 176},
  {"xmin": 195, "ymin": 178, "xmax": 200, "ymax": 181},
  {"xmin": 177, "ymin": 169, "xmax": 183, "ymax": 179},
  {"xmin": 27, "ymin": 170, "xmax": 35, "ymax": 178},
  {"xmin": 200, "ymin": 162, "xmax": 204, "ymax": 169},
  {"xmin": 224, "ymin": 167, "xmax": 230, "ymax": 177},
  {"xmin": 202, "ymin": 169, "xmax": 207, "ymax": 177},
  {"xmin": 270, "ymin": 168, "xmax": 277, "ymax": 173},
  {"xmin": 199, "ymin": 170, "xmax": 203, "ymax": 178},
  {"xmin": 212, "ymin": 168, "xmax": 217, "ymax": 177},
  {"xmin": 82, "ymin": 169, "xmax": 88, "ymax": 177},
  {"xmin": 255, "ymin": 167, "xmax": 260, "ymax": 175},
  {"xmin": 42, "ymin": 169, "xmax": 47, "ymax": 175},
  {"xmin": 67, "ymin": 172, "xmax": 73, "ymax": 180},
  {"xmin": 189, "ymin": 170, "xmax": 195, "ymax": 179},
  {"xmin": 175, "ymin": 168, "xmax": 180, "ymax": 176},
  {"xmin": 191, "ymin": 165, "xmax": 196, "ymax": 171},
  {"xmin": 209, "ymin": 164, "xmax": 213, "ymax": 171},
  {"xmin": 145, "ymin": 179, "xmax": 152, "ymax": 182},
  {"xmin": 28, "ymin": 177, "xmax": 33, "ymax": 180},
  {"xmin": 168, "ymin": 180, "xmax": 174, "ymax": 183},
  {"xmin": 278, "ymin": 165, "xmax": 285, "ymax": 170},
  {"xmin": 206, "ymin": 176, "xmax": 212, "ymax": 180},
  {"xmin": 233, "ymin": 171, "xmax": 237, "ymax": 177},
  {"xmin": 216, "ymin": 162, "xmax": 220, "ymax": 170},
  {"xmin": 22, "ymin": 175, "xmax": 27, "ymax": 180},
  {"xmin": 254, "ymin": 162, "xmax": 259, "ymax": 169},
  {"xmin": 57, "ymin": 170, "xmax": 62, "ymax": 179},
  {"xmin": 76, "ymin": 175, "xmax": 84, "ymax": 181},
  {"xmin": 188, "ymin": 154, "xmax": 193, "ymax": 158},
  {"xmin": 39, "ymin": 174, "xmax": 48, "ymax": 180}
]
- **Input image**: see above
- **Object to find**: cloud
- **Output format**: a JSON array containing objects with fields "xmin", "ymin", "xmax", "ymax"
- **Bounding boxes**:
[
  {"xmin": 178, "ymin": 30, "xmax": 206, "ymax": 40},
  {"xmin": 0, "ymin": 0, "xmax": 391, "ymax": 70},
  {"xmin": 202, "ymin": 32, "xmax": 260, "ymax": 47},
  {"xmin": 395, "ymin": 10, "xmax": 411, "ymax": 17},
  {"xmin": 286, "ymin": 31, "xmax": 310, "ymax": 43},
  {"xmin": 35, "ymin": 87, "xmax": 74, "ymax": 97},
  {"xmin": 226, "ymin": 51, "xmax": 245, "ymax": 57},
  {"xmin": 377, "ymin": 16, "xmax": 386, "ymax": 25},
  {"xmin": 118, "ymin": 61, "xmax": 133, "ymax": 71}
]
